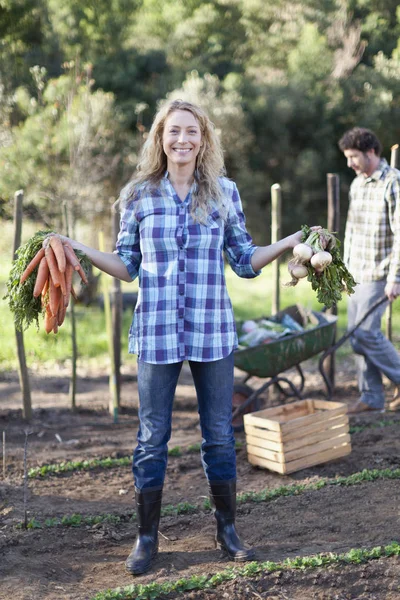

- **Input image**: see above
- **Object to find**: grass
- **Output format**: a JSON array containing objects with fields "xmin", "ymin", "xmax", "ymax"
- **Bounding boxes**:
[
  {"xmin": 90, "ymin": 542, "xmax": 400, "ymax": 600},
  {"xmin": 1, "ymin": 219, "xmax": 399, "ymax": 370},
  {"xmin": 16, "ymin": 466, "xmax": 400, "ymax": 530}
]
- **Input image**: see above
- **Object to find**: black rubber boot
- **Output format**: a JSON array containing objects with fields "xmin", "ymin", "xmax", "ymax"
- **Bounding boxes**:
[
  {"xmin": 125, "ymin": 487, "xmax": 162, "ymax": 575},
  {"xmin": 209, "ymin": 479, "xmax": 255, "ymax": 562}
]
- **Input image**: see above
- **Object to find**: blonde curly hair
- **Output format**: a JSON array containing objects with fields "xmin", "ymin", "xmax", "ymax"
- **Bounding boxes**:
[{"xmin": 119, "ymin": 100, "xmax": 227, "ymax": 222}]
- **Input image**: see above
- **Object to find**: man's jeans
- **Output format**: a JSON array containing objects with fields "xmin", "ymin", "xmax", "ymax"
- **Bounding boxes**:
[
  {"xmin": 348, "ymin": 281, "xmax": 400, "ymax": 409},
  {"xmin": 133, "ymin": 353, "xmax": 236, "ymax": 490}
]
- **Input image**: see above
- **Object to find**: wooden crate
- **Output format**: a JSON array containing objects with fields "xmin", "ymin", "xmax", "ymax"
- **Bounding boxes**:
[{"xmin": 243, "ymin": 399, "xmax": 351, "ymax": 474}]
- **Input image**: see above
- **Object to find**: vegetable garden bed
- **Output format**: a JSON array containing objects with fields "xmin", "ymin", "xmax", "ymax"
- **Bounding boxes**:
[{"xmin": 1, "ymin": 363, "xmax": 400, "ymax": 600}]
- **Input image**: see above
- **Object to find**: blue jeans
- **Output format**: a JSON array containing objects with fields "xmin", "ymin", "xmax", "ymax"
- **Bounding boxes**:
[
  {"xmin": 133, "ymin": 353, "xmax": 236, "ymax": 490},
  {"xmin": 348, "ymin": 281, "xmax": 400, "ymax": 409}
]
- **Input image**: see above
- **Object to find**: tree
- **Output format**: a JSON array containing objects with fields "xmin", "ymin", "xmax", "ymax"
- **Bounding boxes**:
[{"xmin": 0, "ymin": 64, "xmax": 138, "ymax": 231}]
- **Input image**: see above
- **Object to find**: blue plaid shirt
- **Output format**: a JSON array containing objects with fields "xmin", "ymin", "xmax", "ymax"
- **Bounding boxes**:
[{"xmin": 116, "ymin": 175, "xmax": 260, "ymax": 363}]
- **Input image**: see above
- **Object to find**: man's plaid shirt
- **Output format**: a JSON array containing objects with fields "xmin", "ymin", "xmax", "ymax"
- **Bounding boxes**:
[
  {"xmin": 116, "ymin": 175, "xmax": 260, "ymax": 364},
  {"xmin": 344, "ymin": 158, "xmax": 400, "ymax": 284}
]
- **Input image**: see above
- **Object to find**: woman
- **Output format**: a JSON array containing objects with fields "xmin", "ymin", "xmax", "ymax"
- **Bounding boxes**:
[{"xmin": 62, "ymin": 100, "xmax": 311, "ymax": 575}]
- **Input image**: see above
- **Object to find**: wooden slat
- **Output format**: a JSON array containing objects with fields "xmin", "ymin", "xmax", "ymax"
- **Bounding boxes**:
[
  {"xmin": 276, "ymin": 407, "xmax": 310, "ymax": 423},
  {"xmin": 284, "ymin": 433, "xmax": 351, "ymax": 462},
  {"xmin": 247, "ymin": 453, "xmax": 286, "ymax": 474},
  {"xmin": 283, "ymin": 443, "xmax": 352, "ymax": 474},
  {"xmin": 252, "ymin": 400, "xmax": 308, "ymax": 419},
  {"xmin": 282, "ymin": 423, "xmax": 349, "ymax": 453},
  {"xmin": 245, "ymin": 434, "xmax": 283, "ymax": 452},
  {"xmin": 280, "ymin": 405, "xmax": 346, "ymax": 434},
  {"xmin": 243, "ymin": 423, "xmax": 283, "ymax": 443},
  {"xmin": 248, "ymin": 442, "xmax": 352, "ymax": 475},
  {"xmin": 244, "ymin": 413, "xmax": 282, "ymax": 432},
  {"xmin": 306, "ymin": 399, "xmax": 315, "ymax": 414},
  {"xmin": 246, "ymin": 444, "xmax": 285, "ymax": 464},
  {"xmin": 244, "ymin": 400, "xmax": 348, "ymax": 434},
  {"xmin": 312, "ymin": 399, "xmax": 348, "ymax": 410},
  {"xmin": 243, "ymin": 402, "xmax": 309, "ymax": 431},
  {"xmin": 281, "ymin": 415, "xmax": 349, "ymax": 443}
]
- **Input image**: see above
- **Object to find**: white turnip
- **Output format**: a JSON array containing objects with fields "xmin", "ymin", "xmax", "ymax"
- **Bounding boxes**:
[
  {"xmin": 310, "ymin": 251, "xmax": 332, "ymax": 273},
  {"xmin": 292, "ymin": 243, "xmax": 313, "ymax": 263},
  {"xmin": 291, "ymin": 264, "xmax": 308, "ymax": 279},
  {"xmin": 284, "ymin": 260, "xmax": 309, "ymax": 287}
]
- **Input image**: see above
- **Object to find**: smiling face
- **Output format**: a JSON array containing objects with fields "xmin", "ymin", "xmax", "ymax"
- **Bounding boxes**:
[
  {"xmin": 162, "ymin": 109, "xmax": 202, "ymax": 173},
  {"xmin": 343, "ymin": 148, "xmax": 380, "ymax": 178}
]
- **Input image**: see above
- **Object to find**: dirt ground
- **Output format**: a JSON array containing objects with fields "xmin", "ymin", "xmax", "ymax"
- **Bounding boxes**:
[{"xmin": 0, "ymin": 358, "xmax": 400, "ymax": 600}]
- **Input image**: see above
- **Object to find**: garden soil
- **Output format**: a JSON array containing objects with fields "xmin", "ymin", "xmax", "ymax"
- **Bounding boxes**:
[{"xmin": 0, "ymin": 358, "xmax": 399, "ymax": 600}]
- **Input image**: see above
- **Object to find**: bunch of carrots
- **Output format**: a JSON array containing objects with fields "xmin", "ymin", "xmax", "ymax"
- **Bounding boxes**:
[
  {"xmin": 5, "ymin": 230, "xmax": 91, "ymax": 334},
  {"xmin": 19, "ymin": 235, "xmax": 88, "ymax": 334}
]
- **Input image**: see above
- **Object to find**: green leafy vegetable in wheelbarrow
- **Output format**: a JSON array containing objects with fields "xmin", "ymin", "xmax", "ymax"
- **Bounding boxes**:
[{"xmin": 300, "ymin": 225, "xmax": 357, "ymax": 308}]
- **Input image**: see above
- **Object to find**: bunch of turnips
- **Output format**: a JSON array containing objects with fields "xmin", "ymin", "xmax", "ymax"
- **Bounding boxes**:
[{"xmin": 285, "ymin": 225, "xmax": 357, "ymax": 308}]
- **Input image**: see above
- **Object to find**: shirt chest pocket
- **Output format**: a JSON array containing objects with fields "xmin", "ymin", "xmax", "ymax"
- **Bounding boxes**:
[{"xmin": 187, "ymin": 216, "xmax": 222, "ymax": 249}]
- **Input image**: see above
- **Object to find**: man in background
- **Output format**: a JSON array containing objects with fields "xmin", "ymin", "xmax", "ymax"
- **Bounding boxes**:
[{"xmin": 339, "ymin": 127, "xmax": 400, "ymax": 413}]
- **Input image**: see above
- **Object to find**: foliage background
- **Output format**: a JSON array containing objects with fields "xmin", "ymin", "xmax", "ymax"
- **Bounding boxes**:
[{"xmin": 2, "ymin": 0, "xmax": 400, "ymax": 243}]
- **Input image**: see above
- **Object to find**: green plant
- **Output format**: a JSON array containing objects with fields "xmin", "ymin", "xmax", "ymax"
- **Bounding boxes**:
[
  {"xmin": 22, "ymin": 467, "xmax": 400, "ymax": 529},
  {"xmin": 90, "ymin": 542, "xmax": 400, "ymax": 600}
]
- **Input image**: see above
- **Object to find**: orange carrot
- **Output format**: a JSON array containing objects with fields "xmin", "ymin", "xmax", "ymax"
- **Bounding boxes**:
[
  {"xmin": 57, "ymin": 306, "xmax": 67, "ymax": 326},
  {"xmin": 49, "ymin": 235, "xmax": 66, "ymax": 273},
  {"xmin": 52, "ymin": 322, "xmax": 59, "ymax": 334},
  {"xmin": 63, "ymin": 245, "xmax": 81, "ymax": 271},
  {"xmin": 44, "ymin": 304, "xmax": 56, "ymax": 334},
  {"xmin": 33, "ymin": 257, "xmax": 50, "ymax": 298},
  {"xmin": 44, "ymin": 245, "xmax": 61, "ymax": 288},
  {"xmin": 58, "ymin": 269, "xmax": 67, "ymax": 297},
  {"xmin": 41, "ymin": 276, "xmax": 50, "ymax": 304},
  {"xmin": 19, "ymin": 248, "xmax": 45, "ymax": 284},
  {"xmin": 77, "ymin": 263, "xmax": 88, "ymax": 285},
  {"xmin": 49, "ymin": 276, "xmax": 62, "ymax": 316},
  {"xmin": 64, "ymin": 263, "xmax": 74, "ymax": 307}
]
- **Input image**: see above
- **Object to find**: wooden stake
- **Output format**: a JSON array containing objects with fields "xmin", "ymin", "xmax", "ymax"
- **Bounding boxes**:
[
  {"xmin": 326, "ymin": 173, "xmax": 340, "ymax": 394},
  {"xmin": 271, "ymin": 183, "xmax": 282, "ymax": 316},
  {"xmin": 98, "ymin": 231, "xmax": 119, "ymax": 423},
  {"xmin": 13, "ymin": 190, "xmax": 32, "ymax": 421},
  {"xmin": 111, "ymin": 208, "xmax": 122, "ymax": 411},
  {"xmin": 385, "ymin": 144, "xmax": 399, "ymax": 341},
  {"xmin": 63, "ymin": 201, "xmax": 78, "ymax": 411},
  {"xmin": 23, "ymin": 430, "xmax": 31, "ymax": 529},
  {"xmin": 2, "ymin": 431, "xmax": 5, "ymax": 480}
]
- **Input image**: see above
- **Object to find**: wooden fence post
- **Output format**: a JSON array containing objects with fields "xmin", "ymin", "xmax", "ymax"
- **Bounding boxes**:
[
  {"xmin": 98, "ymin": 231, "xmax": 119, "ymax": 423},
  {"xmin": 386, "ymin": 144, "xmax": 399, "ymax": 340},
  {"xmin": 271, "ymin": 184, "xmax": 282, "ymax": 316},
  {"xmin": 111, "ymin": 207, "xmax": 122, "ymax": 410},
  {"xmin": 13, "ymin": 190, "xmax": 32, "ymax": 421},
  {"xmin": 63, "ymin": 201, "xmax": 78, "ymax": 410},
  {"xmin": 326, "ymin": 174, "xmax": 340, "ymax": 393}
]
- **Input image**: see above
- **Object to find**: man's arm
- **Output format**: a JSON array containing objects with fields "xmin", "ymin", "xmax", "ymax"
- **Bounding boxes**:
[{"xmin": 385, "ymin": 175, "xmax": 400, "ymax": 301}]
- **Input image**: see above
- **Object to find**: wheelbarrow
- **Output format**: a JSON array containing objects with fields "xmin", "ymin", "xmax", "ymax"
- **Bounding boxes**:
[
  {"xmin": 232, "ymin": 304, "xmax": 338, "ymax": 431},
  {"xmin": 232, "ymin": 297, "xmax": 388, "ymax": 432}
]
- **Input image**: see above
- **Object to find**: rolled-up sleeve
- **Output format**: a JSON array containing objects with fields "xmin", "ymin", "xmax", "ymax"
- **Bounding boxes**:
[
  {"xmin": 115, "ymin": 203, "xmax": 142, "ymax": 281},
  {"xmin": 387, "ymin": 178, "xmax": 400, "ymax": 283},
  {"xmin": 343, "ymin": 188, "xmax": 354, "ymax": 269},
  {"xmin": 223, "ymin": 183, "xmax": 260, "ymax": 279}
]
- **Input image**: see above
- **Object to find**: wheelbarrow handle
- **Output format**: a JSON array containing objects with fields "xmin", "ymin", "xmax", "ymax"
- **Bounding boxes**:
[{"xmin": 319, "ymin": 295, "xmax": 388, "ymax": 398}]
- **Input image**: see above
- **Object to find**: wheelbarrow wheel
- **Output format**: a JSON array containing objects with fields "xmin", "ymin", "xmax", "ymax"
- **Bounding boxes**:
[{"xmin": 232, "ymin": 383, "xmax": 260, "ymax": 433}]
